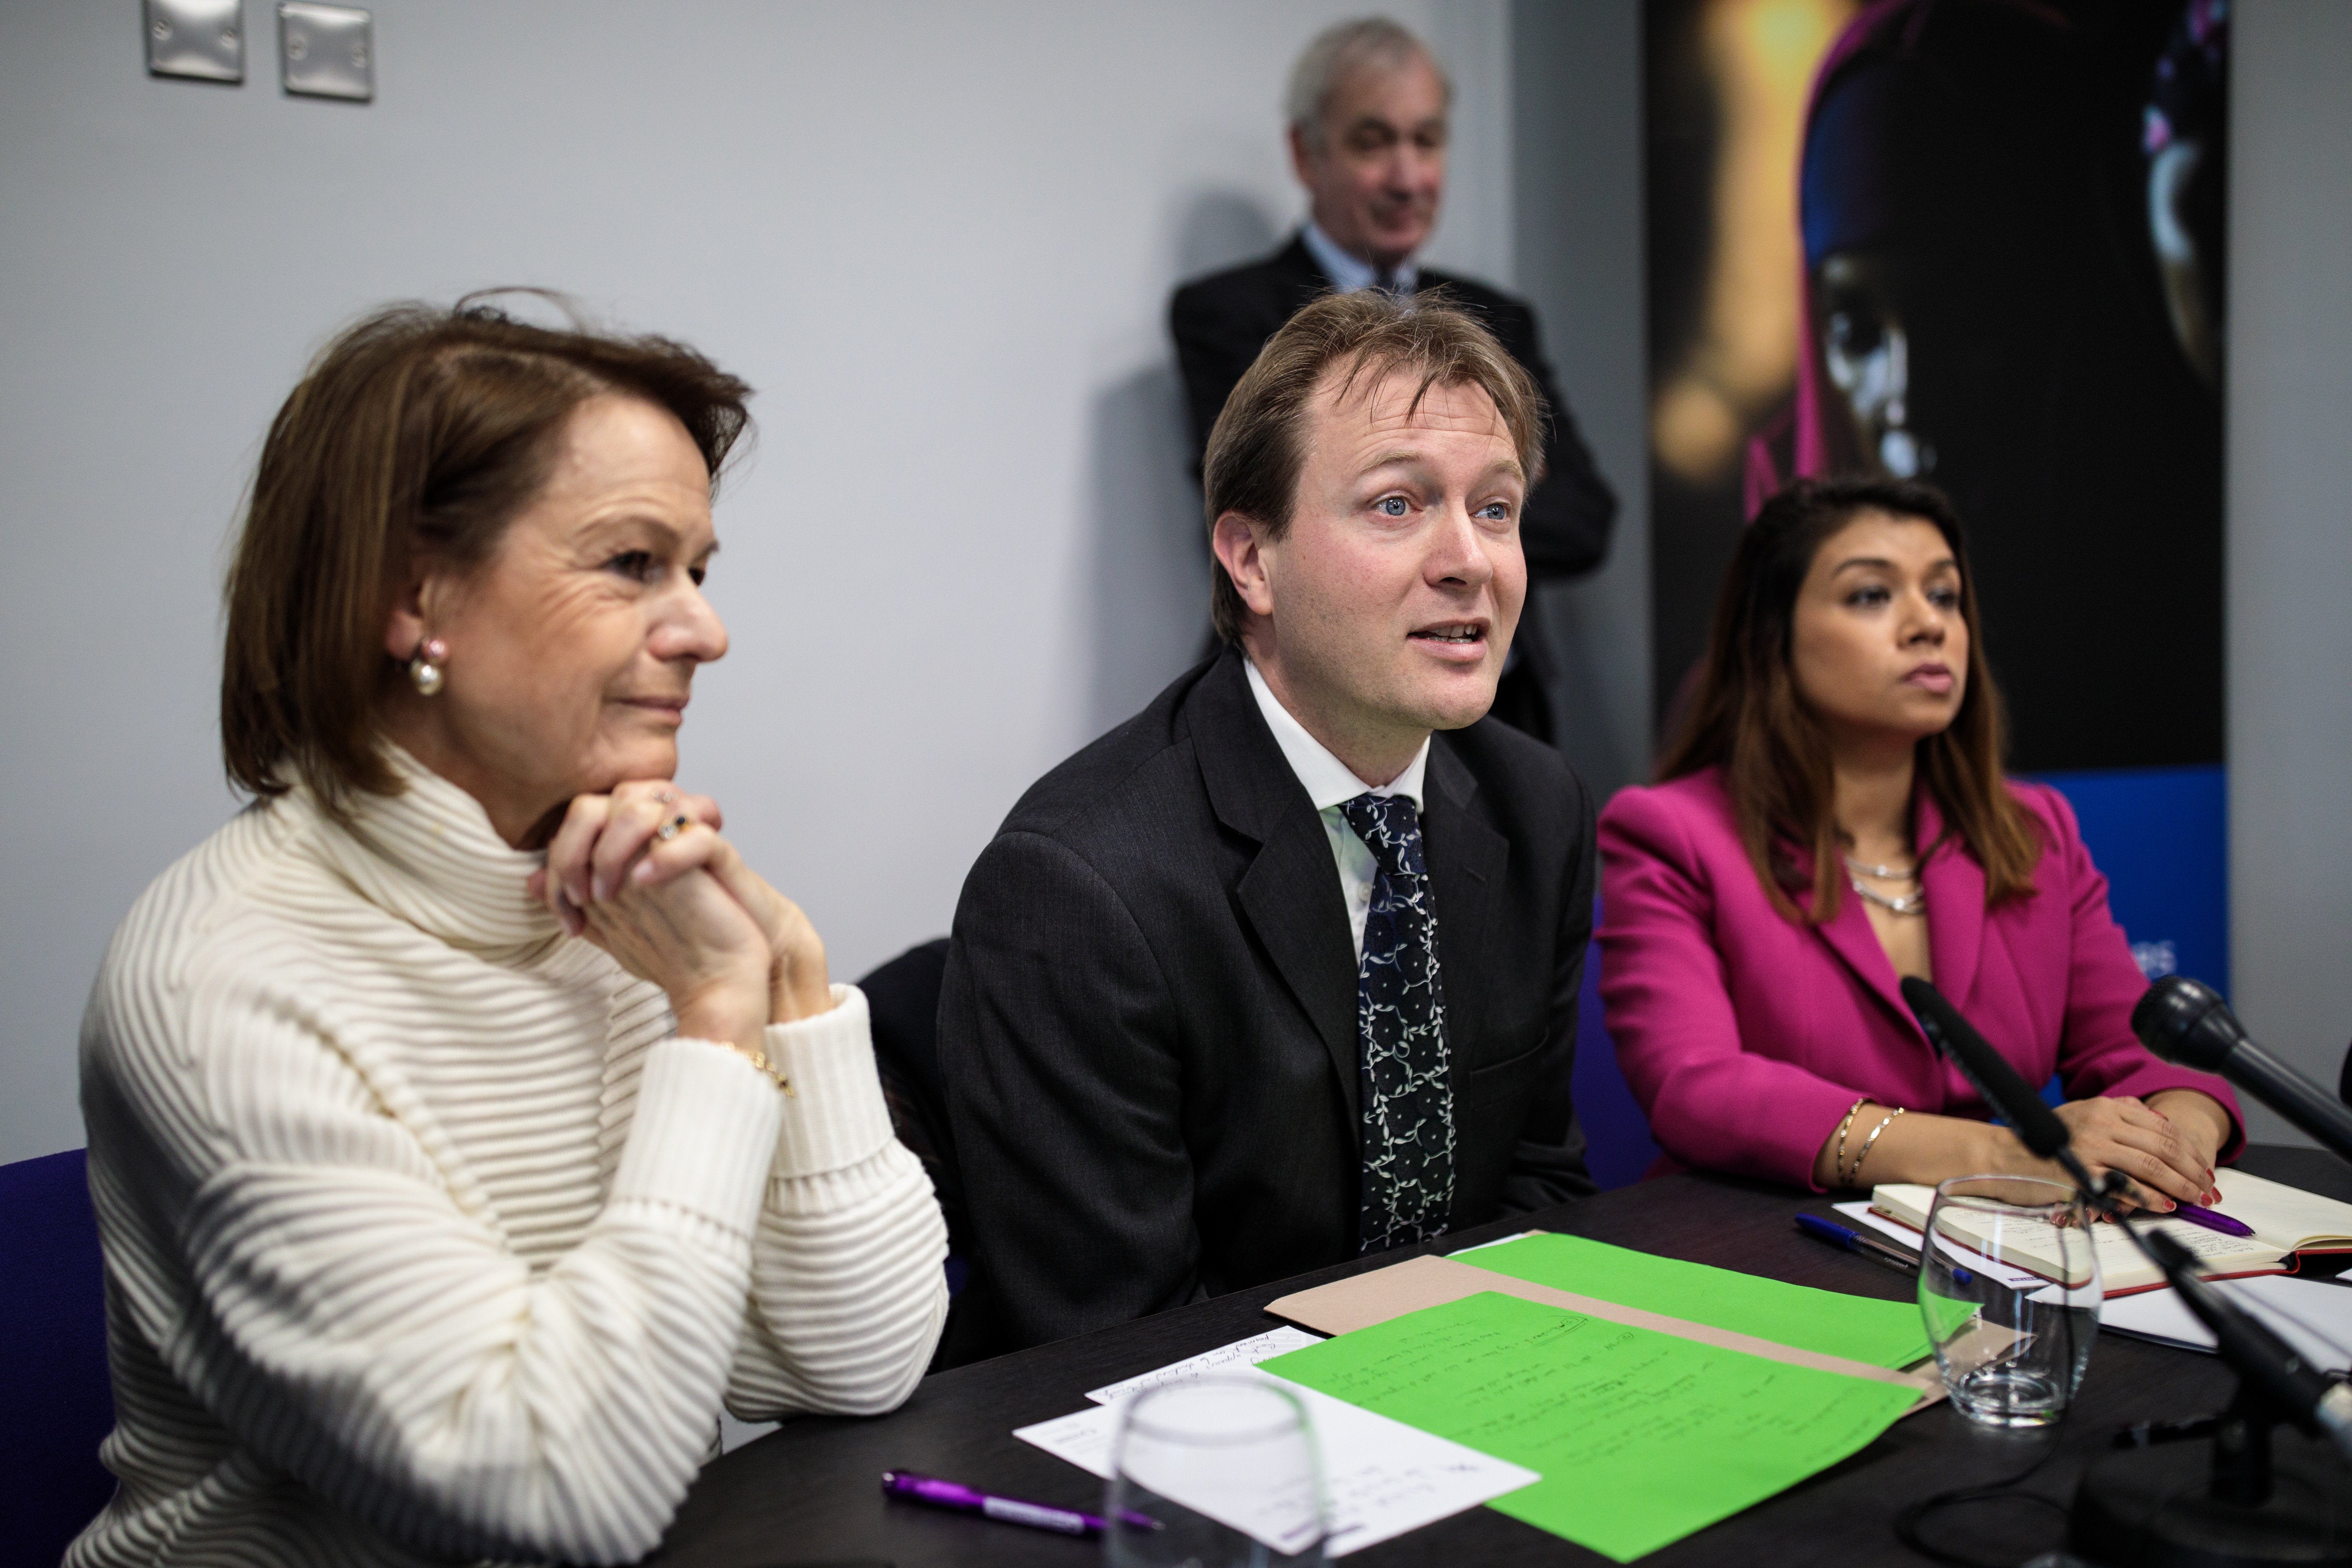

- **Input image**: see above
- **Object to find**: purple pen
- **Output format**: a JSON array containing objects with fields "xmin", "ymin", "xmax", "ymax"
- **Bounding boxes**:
[
  {"xmin": 880, "ymin": 1470, "xmax": 1159, "ymax": 1537},
  {"xmin": 2169, "ymin": 1200, "xmax": 2254, "ymax": 1238}
]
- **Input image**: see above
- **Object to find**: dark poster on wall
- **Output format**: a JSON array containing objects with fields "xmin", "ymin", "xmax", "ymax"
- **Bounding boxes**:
[
  {"xmin": 1643, "ymin": 0, "xmax": 2230, "ymax": 984},
  {"xmin": 1645, "ymin": 0, "xmax": 2226, "ymax": 770}
]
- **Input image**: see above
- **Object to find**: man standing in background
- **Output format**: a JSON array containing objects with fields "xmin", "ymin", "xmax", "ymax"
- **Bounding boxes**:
[{"xmin": 1172, "ymin": 16, "xmax": 1617, "ymax": 743}]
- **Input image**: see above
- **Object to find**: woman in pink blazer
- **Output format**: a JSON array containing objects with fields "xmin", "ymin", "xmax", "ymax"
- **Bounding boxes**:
[{"xmin": 1598, "ymin": 478, "xmax": 2241, "ymax": 1197}]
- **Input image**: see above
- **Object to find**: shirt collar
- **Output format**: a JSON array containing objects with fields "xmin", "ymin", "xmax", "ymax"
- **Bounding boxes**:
[
  {"xmin": 1300, "ymin": 220, "xmax": 1419, "ymax": 297},
  {"xmin": 1245, "ymin": 657, "xmax": 1428, "ymax": 812}
]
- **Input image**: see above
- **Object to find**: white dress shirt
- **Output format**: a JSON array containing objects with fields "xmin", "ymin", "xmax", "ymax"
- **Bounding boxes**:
[
  {"xmin": 1246, "ymin": 658, "xmax": 1430, "ymax": 961},
  {"xmin": 1300, "ymin": 218, "xmax": 1420, "ymax": 296}
]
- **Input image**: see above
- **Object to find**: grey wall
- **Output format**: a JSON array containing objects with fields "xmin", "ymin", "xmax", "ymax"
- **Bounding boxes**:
[
  {"xmin": 2226, "ymin": 1, "xmax": 2352, "ymax": 1148},
  {"xmin": 1509, "ymin": 0, "xmax": 1649, "ymax": 802},
  {"xmin": 0, "ymin": 0, "xmax": 1517, "ymax": 1165},
  {"xmin": 8, "ymin": 0, "xmax": 2344, "ymax": 1168}
]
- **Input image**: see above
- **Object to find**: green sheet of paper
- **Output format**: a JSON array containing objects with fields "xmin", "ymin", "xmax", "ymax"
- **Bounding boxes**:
[
  {"xmin": 1261, "ymin": 1290, "xmax": 1917, "ymax": 1562},
  {"xmin": 1459, "ymin": 1232, "xmax": 1931, "ymax": 1369}
]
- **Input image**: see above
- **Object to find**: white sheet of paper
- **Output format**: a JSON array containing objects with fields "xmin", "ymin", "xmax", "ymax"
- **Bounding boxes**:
[
  {"xmin": 1016, "ymin": 1337, "xmax": 1540, "ymax": 1557},
  {"xmin": 2094, "ymin": 1275, "xmax": 2352, "ymax": 1371},
  {"xmin": 1445, "ymin": 1230, "xmax": 1543, "ymax": 1257},
  {"xmin": 1084, "ymin": 1325, "xmax": 1323, "ymax": 1404},
  {"xmin": 1834, "ymin": 1200, "xmax": 2047, "ymax": 1290}
]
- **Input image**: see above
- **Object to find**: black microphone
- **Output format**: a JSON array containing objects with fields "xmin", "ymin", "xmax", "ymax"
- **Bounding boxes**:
[
  {"xmin": 1900, "ymin": 977, "xmax": 2070, "ymax": 1160},
  {"xmin": 1903, "ymin": 976, "xmax": 2352, "ymax": 1463},
  {"xmin": 2142, "ymin": 1227, "xmax": 2352, "ymax": 1461},
  {"xmin": 2132, "ymin": 976, "xmax": 2352, "ymax": 1165}
]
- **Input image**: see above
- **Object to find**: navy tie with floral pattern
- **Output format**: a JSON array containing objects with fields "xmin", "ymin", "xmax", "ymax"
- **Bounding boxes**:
[{"xmin": 1339, "ymin": 791, "xmax": 1456, "ymax": 1253}]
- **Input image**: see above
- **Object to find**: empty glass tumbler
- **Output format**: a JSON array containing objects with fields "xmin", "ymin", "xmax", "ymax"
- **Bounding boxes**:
[
  {"xmin": 1919, "ymin": 1175, "xmax": 2103, "ymax": 1427},
  {"xmin": 1104, "ymin": 1375, "xmax": 1328, "ymax": 1567}
]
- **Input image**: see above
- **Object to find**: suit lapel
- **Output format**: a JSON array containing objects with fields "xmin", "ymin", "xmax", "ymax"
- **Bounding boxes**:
[
  {"xmin": 1805, "ymin": 789, "xmax": 1987, "ymax": 1038},
  {"xmin": 1188, "ymin": 656, "xmax": 1364, "ymax": 1127},
  {"xmin": 1919, "ymin": 793, "xmax": 1986, "ymax": 1006},
  {"xmin": 1274, "ymin": 233, "xmax": 1335, "ymax": 311},
  {"xmin": 1422, "ymin": 739, "xmax": 1508, "ymax": 1084},
  {"xmin": 1803, "ymin": 860, "xmax": 1921, "ymax": 1038}
]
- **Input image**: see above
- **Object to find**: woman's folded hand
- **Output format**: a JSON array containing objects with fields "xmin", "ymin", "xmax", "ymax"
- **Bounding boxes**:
[
  {"xmin": 2050, "ymin": 1093, "xmax": 2220, "ymax": 1213},
  {"xmin": 530, "ymin": 780, "xmax": 833, "ymax": 1030}
]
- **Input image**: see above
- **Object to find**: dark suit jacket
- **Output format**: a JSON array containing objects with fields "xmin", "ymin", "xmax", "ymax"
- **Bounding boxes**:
[
  {"xmin": 1169, "ymin": 233, "xmax": 1619, "ymax": 597},
  {"xmin": 939, "ymin": 651, "xmax": 1598, "ymax": 1351}
]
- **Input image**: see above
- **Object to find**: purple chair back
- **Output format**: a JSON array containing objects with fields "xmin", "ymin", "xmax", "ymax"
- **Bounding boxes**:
[
  {"xmin": 1, "ymin": 1148, "xmax": 116, "ymax": 1562},
  {"xmin": 1571, "ymin": 917, "xmax": 1662, "ymax": 1190}
]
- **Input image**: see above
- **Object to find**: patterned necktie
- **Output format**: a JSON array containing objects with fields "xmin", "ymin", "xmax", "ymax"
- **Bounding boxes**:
[{"xmin": 1339, "ymin": 792, "xmax": 1456, "ymax": 1253}]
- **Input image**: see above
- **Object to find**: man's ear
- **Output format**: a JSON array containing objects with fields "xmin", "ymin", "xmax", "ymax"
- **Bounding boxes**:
[{"xmin": 1211, "ymin": 511, "xmax": 1278, "ymax": 622}]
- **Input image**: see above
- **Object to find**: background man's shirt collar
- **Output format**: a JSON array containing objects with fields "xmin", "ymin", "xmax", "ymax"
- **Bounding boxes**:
[{"xmin": 1300, "ymin": 220, "xmax": 1420, "ymax": 296}]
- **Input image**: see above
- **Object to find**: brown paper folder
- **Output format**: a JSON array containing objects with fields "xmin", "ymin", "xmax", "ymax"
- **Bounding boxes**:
[{"xmin": 1266, "ymin": 1254, "xmax": 1975, "ymax": 1415}]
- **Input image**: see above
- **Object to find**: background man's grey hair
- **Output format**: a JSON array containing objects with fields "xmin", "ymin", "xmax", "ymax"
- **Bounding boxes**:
[{"xmin": 1284, "ymin": 18, "xmax": 1452, "ymax": 150}]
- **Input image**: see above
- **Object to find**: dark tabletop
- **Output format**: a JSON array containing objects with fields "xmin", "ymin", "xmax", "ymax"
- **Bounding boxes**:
[{"xmin": 646, "ymin": 1146, "xmax": 2352, "ymax": 1567}]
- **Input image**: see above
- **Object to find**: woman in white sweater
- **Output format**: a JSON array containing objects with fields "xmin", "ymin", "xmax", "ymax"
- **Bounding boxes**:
[{"xmin": 72, "ymin": 299, "xmax": 949, "ymax": 1566}]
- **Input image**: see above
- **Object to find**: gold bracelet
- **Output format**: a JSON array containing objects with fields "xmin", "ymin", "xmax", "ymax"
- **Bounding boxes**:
[
  {"xmin": 1850, "ymin": 1106, "xmax": 1907, "ymax": 1184},
  {"xmin": 1831, "ymin": 1097, "xmax": 1870, "ymax": 1186},
  {"xmin": 726, "ymin": 1041, "xmax": 795, "ymax": 1096}
]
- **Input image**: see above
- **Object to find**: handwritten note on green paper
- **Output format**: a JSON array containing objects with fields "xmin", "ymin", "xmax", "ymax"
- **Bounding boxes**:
[
  {"xmin": 1460, "ymin": 1232, "xmax": 1932, "ymax": 1369},
  {"xmin": 1260, "ymin": 1291, "xmax": 1917, "ymax": 1562}
]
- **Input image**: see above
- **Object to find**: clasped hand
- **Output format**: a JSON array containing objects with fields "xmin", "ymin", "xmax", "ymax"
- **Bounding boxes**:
[
  {"xmin": 524, "ymin": 781, "xmax": 831, "ymax": 1053},
  {"xmin": 2046, "ymin": 1092, "xmax": 2228, "ymax": 1213}
]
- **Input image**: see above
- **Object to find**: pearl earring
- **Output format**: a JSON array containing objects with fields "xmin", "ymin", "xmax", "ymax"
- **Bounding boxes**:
[{"xmin": 408, "ymin": 637, "xmax": 447, "ymax": 696}]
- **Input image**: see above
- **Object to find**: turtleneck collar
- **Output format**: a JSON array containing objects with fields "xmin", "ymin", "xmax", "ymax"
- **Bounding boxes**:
[{"xmin": 300, "ymin": 745, "xmax": 564, "ymax": 956}]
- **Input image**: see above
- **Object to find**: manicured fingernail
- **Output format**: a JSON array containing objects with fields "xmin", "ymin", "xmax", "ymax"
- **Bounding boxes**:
[
  {"xmin": 590, "ymin": 875, "xmax": 608, "ymax": 903},
  {"xmin": 631, "ymin": 859, "xmax": 655, "ymax": 884}
]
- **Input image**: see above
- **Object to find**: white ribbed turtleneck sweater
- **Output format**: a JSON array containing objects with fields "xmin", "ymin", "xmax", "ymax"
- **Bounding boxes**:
[{"xmin": 70, "ymin": 754, "xmax": 948, "ymax": 1567}]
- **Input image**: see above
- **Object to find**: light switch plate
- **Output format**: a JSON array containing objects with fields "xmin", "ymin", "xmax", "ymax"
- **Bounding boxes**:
[
  {"xmin": 146, "ymin": 0, "xmax": 245, "ymax": 83},
  {"xmin": 279, "ymin": 2, "xmax": 371, "ymax": 100}
]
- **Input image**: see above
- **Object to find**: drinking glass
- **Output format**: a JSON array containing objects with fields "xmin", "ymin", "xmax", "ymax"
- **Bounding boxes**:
[
  {"xmin": 1919, "ymin": 1175, "xmax": 2102, "ymax": 1428},
  {"xmin": 1104, "ymin": 1375, "xmax": 1328, "ymax": 1567}
]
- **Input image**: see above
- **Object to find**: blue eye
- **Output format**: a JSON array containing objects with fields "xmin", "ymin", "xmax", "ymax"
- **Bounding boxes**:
[
  {"xmin": 1477, "ymin": 501, "xmax": 1512, "ymax": 522},
  {"xmin": 1377, "ymin": 496, "xmax": 1409, "ymax": 517}
]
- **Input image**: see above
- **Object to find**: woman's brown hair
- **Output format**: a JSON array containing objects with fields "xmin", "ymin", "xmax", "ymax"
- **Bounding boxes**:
[
  {"xmin": 1656, "ymin": 476, "xmax": 2042, "ymax": 921},
  {"xmin": 220, "ymin": 293, "xmax": 752, "ymax": 816}
]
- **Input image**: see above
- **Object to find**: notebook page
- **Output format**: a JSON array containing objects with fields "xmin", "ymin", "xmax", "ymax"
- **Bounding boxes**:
[
  {"xmin": 1872, "ymin": 1183, "xmax": 2278, "ymax": 1287},
  {"xmin": 2211, "ymin": 1169, "xmax": 2352, "ymax": 1251}
]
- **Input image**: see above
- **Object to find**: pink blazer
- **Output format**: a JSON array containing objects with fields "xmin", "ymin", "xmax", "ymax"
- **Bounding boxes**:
[{"xmin": 1596, "ymin": 768, "xmax": 2244, "ymax": 1190}]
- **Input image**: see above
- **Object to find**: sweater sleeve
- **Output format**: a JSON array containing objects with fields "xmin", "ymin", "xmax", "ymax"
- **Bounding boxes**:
[
  {"xmin": 122, "ymin": 975, "xmax": 786, "ymax": 1566},
  {"xmin": 725, "ymin": 984, "xmax": 949, "ymax": 1420}
]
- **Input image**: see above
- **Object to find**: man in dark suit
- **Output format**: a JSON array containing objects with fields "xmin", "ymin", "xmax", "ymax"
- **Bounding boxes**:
[
  {"xmin": 1170, "ymin": 17, "xmax": 1616, "ymax": 743},
  {"xmin": 940, "ymin": 290, "xmax": 1596, "ymax": 1352}
]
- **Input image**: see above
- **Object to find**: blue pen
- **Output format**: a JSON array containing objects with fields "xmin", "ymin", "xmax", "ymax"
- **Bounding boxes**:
[
  {"xmin": 2170, "ymin": 1200, "xmax": 2255, "ymax": 1238},
  {"xmin": 1795, "ymin": 1212, "xmax": 1923, "ymax": 1274}
]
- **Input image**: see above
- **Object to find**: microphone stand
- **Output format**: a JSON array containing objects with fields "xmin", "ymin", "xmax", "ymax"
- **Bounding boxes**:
[{"xmin": 2054, "ymin": 1152, "xmax": 2350, "ymax": 1567}]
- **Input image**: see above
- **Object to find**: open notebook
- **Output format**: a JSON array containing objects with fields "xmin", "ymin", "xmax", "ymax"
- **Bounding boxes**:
[{"xmin": 1870, "ymin": 1169, "xmax": 2352, "ymax": 1294}]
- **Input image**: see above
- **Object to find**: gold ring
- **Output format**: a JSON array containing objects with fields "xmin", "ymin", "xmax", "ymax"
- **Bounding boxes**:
[{"xmin": 654, "ymin": 812, "xmax": 689, "ymax": 842}]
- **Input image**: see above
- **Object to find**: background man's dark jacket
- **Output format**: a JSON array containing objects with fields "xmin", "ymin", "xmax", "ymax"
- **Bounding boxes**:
[
  {"xmin": 1169, "ymin": 235, "xmax": 1619, "ymax": 737},
  {"xmin": 939, "ymin": 651, "xmax": 1597, "ymax": 1352}
]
